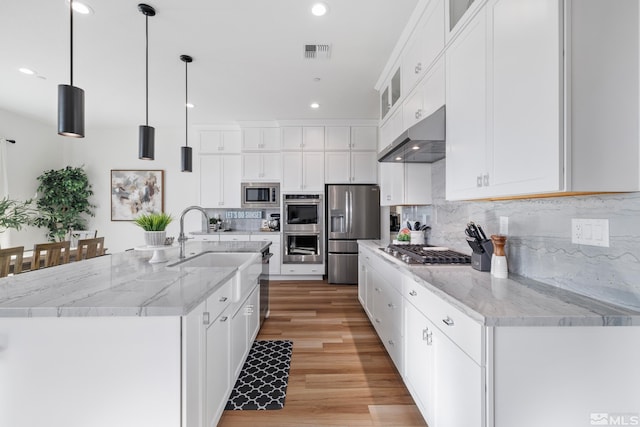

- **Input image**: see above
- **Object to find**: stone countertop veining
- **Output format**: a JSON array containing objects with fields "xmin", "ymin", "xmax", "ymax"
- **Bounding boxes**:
[
  {"xmin": 0, "ymin": 241, "xmax": 270, "ymax": 318},
  {"xmin": 190, "ymin": 230, "xmax": 280, "ymax": 235},
  {"xmin": 358, "ymin": 240, "xmax": 640, "ymax": 327}
]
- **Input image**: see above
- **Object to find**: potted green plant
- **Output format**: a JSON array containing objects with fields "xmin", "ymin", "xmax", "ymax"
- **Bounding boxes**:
[
  {"xmin": 32, "ymin": 166, "xmax": 95, "ymax": 242},
  {"xmin": 134, "ymin": 212, "xmax": 173, "ymax": 246},
  {"xmin": 0, "ymin": 197, "xmax": 35, "ymax": 247}
]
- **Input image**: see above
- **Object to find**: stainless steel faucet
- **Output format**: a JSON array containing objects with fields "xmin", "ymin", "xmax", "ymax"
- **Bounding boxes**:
[{"xmin": 178, "ymin": 205, "xmax": 211, "ymax": 259}]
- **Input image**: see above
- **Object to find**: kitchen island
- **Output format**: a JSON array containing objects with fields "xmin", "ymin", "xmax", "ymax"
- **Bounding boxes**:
[
  {"xmin": 0, "ymin": 240, "xmax": 270, "ymax": 427},
  {"xmin": 358, "ymin": 240, "xmax": 640, "ymax": 427}
]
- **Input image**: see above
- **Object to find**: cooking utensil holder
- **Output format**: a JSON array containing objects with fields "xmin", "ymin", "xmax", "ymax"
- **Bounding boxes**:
[{"xmin": 469, "ymin": 239, "xmax": 494, "ymax": 272}]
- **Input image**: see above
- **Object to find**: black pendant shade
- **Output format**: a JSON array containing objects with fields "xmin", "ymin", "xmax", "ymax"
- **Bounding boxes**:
[
  {"xmin": 58, "ymin": 0, "xmax": 85, "ymax": 138},
  {"xmin": 180, "ymin": 54, "xmax": 193, "ymax": 172},
  {"xmin": 139, "ymin": 125, "xmax": 155, "ymax": 160},
  {"xmin": 181, "ymin": 146, "xmax": 193, "ymax": 172},
  {"xmin": 58, "ymin": 84, "xmax": 85, "ymax": 137},
  {"xmin": 138, "ymin": 3, "xmax": 156, "ymax": 160}
]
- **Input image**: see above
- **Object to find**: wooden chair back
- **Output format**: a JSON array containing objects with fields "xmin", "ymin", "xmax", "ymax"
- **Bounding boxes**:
[
  {"xmin": 0, "ymin": 246, "xmax": 24, "ymax": 277},
  {"xmin": 76, "ymin": 237, "xmax": 105, "ymax": 260},
  {"xmin": 32, "ymin": 241, "xmax": 71, "ymax": 270}
]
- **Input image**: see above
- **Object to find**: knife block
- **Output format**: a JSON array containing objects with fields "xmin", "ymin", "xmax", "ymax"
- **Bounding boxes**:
[{"xmin": 469, "ymin": 239, "xmax": 494, "ymax": 272}]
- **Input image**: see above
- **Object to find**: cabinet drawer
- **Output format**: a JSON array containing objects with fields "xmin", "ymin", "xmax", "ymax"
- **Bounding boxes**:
[
  {"xmin": 206, "ymin": 279, "xmax": 233, "ymax": 321},
  {"xmin": 219, "ymin": 234, "xmax": 250, "ymax": 242},
  {"xmin": 402, "ymin": 276, "xmax": 483, "ymax": 364},
  {"xmin": 281, "ymin": 264, "xmax": 324, "ymax": 275}
]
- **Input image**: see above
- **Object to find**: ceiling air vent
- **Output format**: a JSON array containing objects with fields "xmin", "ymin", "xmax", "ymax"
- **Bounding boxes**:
[{"xmin": 304, "ymin": 44, "xmax": 331, "ymax": 59}]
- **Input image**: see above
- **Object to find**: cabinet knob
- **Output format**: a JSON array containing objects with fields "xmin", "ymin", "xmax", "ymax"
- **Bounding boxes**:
[
  {"xmin": 218, "ymin": 201, "xmax": 224, "ymax": 206},
  {"xmin": 415, "ymin": 62, "xmax": 422, "ymax": 74},
  {"xmin": 423, "ymin": 328, "xmax": 433, "ymax": 345},
  {"xmin": 409, "ymin": 290, "xmax": 417, "ymax": 297},
  {"xmin": 387, "ymin": 303, "xmax": 394, "ymax": 308},
  {"xmin": 483, "ymin": 174, "xmax": 490, "ymax": 186},
  {"xmin": 442, "ymin": 316, "xmax": 455, "ymax": 327},
  {"xmin": 388, "ymin": 339, "xmax": 395, "ymax": 346},
  {"xmin": 220, "ymin": 316, "xmax": 228, "ymax": 322},
  {"xmin": 415, "ymin": 109, "xmax": 422, "ymax": 120},
  {"xmin": 219, "ymin": 296, "xmax": 228, "ymax": 302},
  {"xmin": 476, "ymin": 175, "xmax": 483, "ymax": 188},
  {"xmin": 375, "ymin": 318, "xmax": 381, "ymax": 324},
  {"xmin": 202, "ymin": 312, "xmax": 210, "ymax": 325}
]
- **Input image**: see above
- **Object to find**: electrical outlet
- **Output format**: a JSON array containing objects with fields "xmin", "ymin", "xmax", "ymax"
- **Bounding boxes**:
[
  {"xmin": 572, "ymin": 218, "xmax": 609, "ymax": 247},
  {"xmin": 499, "ymin": 216, "xmax": 509, "ymax": 235}
]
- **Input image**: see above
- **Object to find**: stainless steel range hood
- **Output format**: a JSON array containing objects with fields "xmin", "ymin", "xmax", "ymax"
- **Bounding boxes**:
[{"xmin": 377, "ymin": 105, "xmax": 446, "ymax": 163}]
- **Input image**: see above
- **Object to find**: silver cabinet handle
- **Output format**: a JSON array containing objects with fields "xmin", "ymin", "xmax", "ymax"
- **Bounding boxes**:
[
  {"xmin": 415, "ymin": 62, "xmax": 422, "ymax": 74},
  {"xmin": 483, "ymin": 174, "xmax": 490, "ymax": 186},
  {"xmin": 375, "ymin": 318, "xmax": 381, "ymax": 324},
  {"xmin": 388, "ymin": 339, "xmax": 395, "ymax": 346},
  {"xmin": 442, "ymin": 316, "xmax": 455, "ymax": 327},
  {"xmin": 220, "ymin": 316, "xmax": 228, "ymax": 322},
  {"xmin": 409, "ymin": 290, "xmax": 417, "ymax": 297},
  {"xmin": 477, "ymin": 175, "xmax": 483, "ymax": 187},
  {"xmin": 387, "ymin": 303, "xmax": 394, "ymax": 308},
  {"xmin": 219, "ymin": 296, "xmax": 228, "ymax": 302},
  {"xmin": 415, "ymin": 109, "xmax": 422, "ymax": 120},
  {"xmin": 423, "ymin": 327, "xmax": 433, "ymax": 345},
  {"xmin": 203, "ymin": 312, "xmax": 210, "ymax": 325}
]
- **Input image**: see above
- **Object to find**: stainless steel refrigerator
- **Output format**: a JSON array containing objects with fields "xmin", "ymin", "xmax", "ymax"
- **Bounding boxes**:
[{"xmin": 326, "ymin": 184, "xmax": 380, "ymax": 284}]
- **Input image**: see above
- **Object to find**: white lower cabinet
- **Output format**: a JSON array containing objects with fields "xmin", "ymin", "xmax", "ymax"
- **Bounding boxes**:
[
  {"xmin": 204, "ymin": 308, "xmax": 230, "ymax": 427},
  {"xmin": 230, "ymin": 284, "xmax": 260, "ymax": 380},
  {"xmin": 250, "ymin": 234, "xmax": 281, "ymax": 275}
]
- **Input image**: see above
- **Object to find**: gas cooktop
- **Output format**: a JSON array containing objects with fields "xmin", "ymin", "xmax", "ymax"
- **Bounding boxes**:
[{"xmin": 380, "ymin": 244, "xmax": 472, "ymax": 265}]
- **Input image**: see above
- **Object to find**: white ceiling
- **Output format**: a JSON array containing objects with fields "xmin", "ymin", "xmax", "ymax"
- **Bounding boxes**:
[{"xmin": 0, "ymin": 0, "xmax": 418, "ymax": 130}]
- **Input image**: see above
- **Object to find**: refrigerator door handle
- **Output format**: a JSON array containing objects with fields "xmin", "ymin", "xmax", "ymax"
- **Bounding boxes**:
[{"xmin": 347, "ymin": 190, "xmax": 352, "ymax": 234}]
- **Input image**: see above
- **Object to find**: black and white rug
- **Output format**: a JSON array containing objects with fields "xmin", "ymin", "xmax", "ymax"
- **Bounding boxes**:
[{"xmin": 225, "ymin": 340, "xmax": 293, "ymax": 411}]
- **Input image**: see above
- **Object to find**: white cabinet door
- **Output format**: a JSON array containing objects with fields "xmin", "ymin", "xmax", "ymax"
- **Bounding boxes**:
[
  {"xmin": 404, "ymin": 302, "xmax": 436, "ymax": 426},
  {"xmin": 200, "ymin": 155, "xmax": 241, "ymax": 208},
  {"xmin": 230, "ymin": 304, "xmax": 248, "ymax": 380},
  {"xmin": 246, "ymin": 285, "xmax": 260, "ymax": 343},
  {"xmin": 242, "ymin": 128, "xmax": 281, "ymax": 151},
  {"xmin": 350, "ymin": 127, "xmax": 378, "ymax": 151},
  {"xmin": 433, "ymin": 324, "xmax": 484, "ymax": 427},
  {"xmin": 405, "ymin": 163, "xmax": 432, "ymax": 205},
  {"xmin": 281, "ymin": 127, "xmax": 303, "ymax": 150},
  {"xmin": 199, "ymin": 130, "xmax": 241, "ymax": 153},
  {"xmin": 282, "ymin": 152, "xmax": 303, "ymax": 191},
  {"xmin": 325, "ymin": 126, "xmax": 351, "ymax": 150},
  {"xmin": 487, "ymin": 0, "xmax": 562, "ymax": 197},
  {"xmin": 379, "ymin": 163, "xmax": 404, "ymax": 206},
  {"xmin": 204, "ymin": 309, "xmax": 231, "ymax": 427},
  {"xmin": 302, "ymin": 151, "xmax": 325, "ymax": 191},
  {"xmin": 303, "ymin": 126, "xmax": 325, "ymax": 151},
  {"xmin": 325, "ymin": 151, "xmax": 351, "ymax": 183},
  {"xmin": 350, "ymin": 151, "xmax": 377, "ymax": 184},
  {"xmin": 379, "ymin": 107, "xmax": 404, "ymax": 152},
  {"xmin": 242, "ymin": 153, "xmax": 281, "ymax": 181},
  {"xmin": 445, "ymin": 9, "xmax": 488, "ymax": 200},
  {"xmin": 241, "ymin": 128, "xmax": 262, "ymax": 151},
  {"xmin": 262, "ymin": 128, "xmax": 281, "ymax": 151},
  {"xmin": 183, "ymin": 300, "xmax": 206, "ymax": 427}
]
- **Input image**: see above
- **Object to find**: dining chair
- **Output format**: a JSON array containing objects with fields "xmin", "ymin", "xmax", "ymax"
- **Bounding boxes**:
[
  {"xmin": 69, "ymin": 230, "xmax": 98, "ymax": 248},
  {"xmin": 76, "ymin": 237, "xmax": 105, "ymax": 260},
  {"xmin": 0, "ymin": 246, "xmax": 24, "ymax": 277},
  {"xmin": 32, "ymin": 241, "xmax": 71, "ymax": 270}
]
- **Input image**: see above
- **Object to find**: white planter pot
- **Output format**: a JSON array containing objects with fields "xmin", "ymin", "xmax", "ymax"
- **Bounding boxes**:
[{"xmin": 144, "ymin": 231, "xmax": 167, "ymax": 247}]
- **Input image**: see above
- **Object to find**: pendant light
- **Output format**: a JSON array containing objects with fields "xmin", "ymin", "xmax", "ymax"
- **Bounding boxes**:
[
  {"xmin": 138, "ymin": 3, "xmax": 156, "ymax": 160},
  {"xmin": 58, "ymin": 0, "xmax": 85, "ymax": 138},
  {"xmin": 180, "ymin": 55, "xmax": 193, "ymax": 172}
]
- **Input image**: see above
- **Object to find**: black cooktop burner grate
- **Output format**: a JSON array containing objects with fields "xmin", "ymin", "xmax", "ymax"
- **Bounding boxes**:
[{"xmin": 381, "ymin": 244, "xmax": 471, "ymax": 265}]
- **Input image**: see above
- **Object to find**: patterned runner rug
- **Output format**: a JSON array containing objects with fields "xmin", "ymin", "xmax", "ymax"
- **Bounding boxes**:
[{"xmin": 225, "ymin": 340, "xmax": 293, "ymax": 410}]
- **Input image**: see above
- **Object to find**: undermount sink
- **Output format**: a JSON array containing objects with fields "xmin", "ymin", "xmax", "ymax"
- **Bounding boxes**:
[{"xmin": 169, "ymin": 252, "xmax": 257, "ymax": 268}]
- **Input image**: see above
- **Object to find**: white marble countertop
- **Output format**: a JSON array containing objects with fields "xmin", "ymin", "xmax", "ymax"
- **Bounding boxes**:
[
  {"xmin": 0, "ymin": 241, "xmax": 270, "ymax": 318},
  {"xmin": 359, "ymin": 240, "xmax": 640, "ymax": 327},
  {"xmin": 190, "ymin": 230, "xmax": 280, "ymax": 235}
]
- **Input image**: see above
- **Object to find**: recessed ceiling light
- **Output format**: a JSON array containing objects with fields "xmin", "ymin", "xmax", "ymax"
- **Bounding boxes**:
[
  {"xmin": 395, "ymin": 156, "xmax": 402, "ymax": 161},
  {"xmin": 186, "ymin": 103, "xmax": 195, "ymax": 109},
  {"xmin": 310, "ymin": 102, "xmax": 320, "ymax": 109},
  {"xmin": 412, "ymin": 145, "xmax": 420, "ymax": 150},
  {"xmin": 311, "ymin": 3, "xmax": 328, "ymax": 16},
  {"xmin": 19, "ymin": 67, "xmax": 36, "ymax": 75},
  {"xmin": 65, "ymin": 0, "xmax": 93, "ymax": 15}
]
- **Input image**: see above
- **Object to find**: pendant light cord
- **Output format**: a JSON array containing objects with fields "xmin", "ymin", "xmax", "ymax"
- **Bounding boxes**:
[
  {"xmin": 145, "ymin": 14, "xmax": 149, "ymax": 126},
  {"xmin": 70, "ymin": 0, "xmax": 74, "ymax": 85},
  {"xmin": 185, "ymin": 60, "xmax": 188, "ymax": 148}
]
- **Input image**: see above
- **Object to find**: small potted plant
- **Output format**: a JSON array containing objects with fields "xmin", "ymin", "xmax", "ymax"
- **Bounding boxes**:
[{"xmin": 134, "ymin": 212, "xmax": 173, "ymax": 247}]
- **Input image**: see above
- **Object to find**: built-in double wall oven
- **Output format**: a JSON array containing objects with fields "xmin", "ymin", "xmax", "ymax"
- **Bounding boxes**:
[{"xmin": 282, "ymin": 194, "xmax": 323, "ymax": 264}]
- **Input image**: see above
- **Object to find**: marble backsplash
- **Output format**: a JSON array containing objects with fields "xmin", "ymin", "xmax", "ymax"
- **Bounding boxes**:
[{"xmin": 424, "ymin": 160, "xmax": 640, "ymax": 311}]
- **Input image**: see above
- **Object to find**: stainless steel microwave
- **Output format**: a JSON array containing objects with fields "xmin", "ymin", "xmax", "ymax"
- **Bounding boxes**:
[{"xmin": 241, "ymin": 182, "xmax": 280, "ymax": 208}]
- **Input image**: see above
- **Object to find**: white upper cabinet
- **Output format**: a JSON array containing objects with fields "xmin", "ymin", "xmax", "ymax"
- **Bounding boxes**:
[
  {"xmin": 199, "ymin": 130, "xmax": 241, "ymax": 153},
  {"xmin": 325, "ymin": 151, "xmax": 377, "ymax": 184},
  {"xmin": 200, "ymin": 154, "xmax": 242, "ymax": 208},
  {"xmin": 446, "ymin": 0, "xmax": 486, "ymax": 42},
  {"xmin": 403, "ymin": 57, "xmax": 445, "ymax": 130},
  {"xmin": 402, "ymin": 0, "xmax": 445, "ymax": 94},
  {"xmin": 445, "ymin": 9, "xmax": 488, "ymax": 200},
  {"xmin": 241, "ymin": 127, "xmax": 281, "ymax": 151},
  {"xmin": 282, "ymin": 151, "xmax": 324, "ymax": 192},
  {"xmin": 325, "ymin": 126, "xmax": 351, "ymax": 151},
  {"xmin": 350, "ymin": 127, "xmax": 378, "ymax": 151},
  {"xmin": 242, "ymin": 152, "xmax": 281, "ymax": 181},
  {"xmin": 282, "ymin": 126, "xmax": 325, "ymax": 151},
  {"xmin": 380, "ymin": 67, "xmax": 402, "ymax": 121},
  {"xmin": 379, "ymin": 107, "xmax": 404, "ymax": 153},
  {"xmin": 380, "ymin": 163, "xmax": 431, "ymax": 206}
]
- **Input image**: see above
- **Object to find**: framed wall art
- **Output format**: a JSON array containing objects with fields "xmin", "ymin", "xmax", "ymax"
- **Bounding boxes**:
[{"xmin": 110, "ymin": 169, "xmax": 164, "ymax": 221}]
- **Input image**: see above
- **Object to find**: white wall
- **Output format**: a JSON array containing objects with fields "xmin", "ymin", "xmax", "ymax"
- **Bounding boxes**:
[
  {"xmin": 64, "ymin": 125, "xmax": 201, "ymax": 252},
  {"xmin": 0, "ymin": 108, "xmax": 65, "ymax": 249}
]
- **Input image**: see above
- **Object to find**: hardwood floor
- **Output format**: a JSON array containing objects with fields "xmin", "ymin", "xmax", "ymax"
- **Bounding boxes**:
[{"xmin": 218, "ymin": 280, "xmax": 427, "ymax": 427}]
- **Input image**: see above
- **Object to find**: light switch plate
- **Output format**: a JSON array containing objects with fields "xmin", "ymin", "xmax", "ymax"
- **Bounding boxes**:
[
  {"xmin": 572, "ymin": 218, "xmax": 609, "ymax": 247},
  {"xmin": 499, "ymin": 216, "xmax": 509, "ymax": 235}
]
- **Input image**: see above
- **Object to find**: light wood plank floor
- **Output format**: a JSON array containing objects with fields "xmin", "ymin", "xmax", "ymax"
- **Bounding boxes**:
[{"xmin": 218, "ymin": 280, "xmax": 427, "ymax": 427}]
